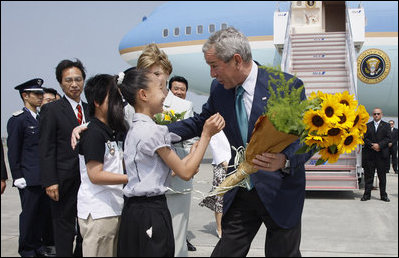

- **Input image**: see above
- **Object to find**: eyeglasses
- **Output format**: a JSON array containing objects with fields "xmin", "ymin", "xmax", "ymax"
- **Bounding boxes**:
[
  {"xmin": 373, "ymin": 113, "xmax": 381, "ymax": 115},
  {"xmin": 64, "ymin": 77, "xmax": 83, "ymax": 84}
]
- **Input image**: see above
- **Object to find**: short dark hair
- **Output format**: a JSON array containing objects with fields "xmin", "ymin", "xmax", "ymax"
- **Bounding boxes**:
[
  {"xmin": 55, "ymin": 59, "xmax": 86, "ymax": 84},
  {"xmin": 168, "ymin": 76, "xmax": 188, "ymax": 90},
  {"xmin": 84, "ymin": 74, "xmax": 127, "ymax": 133},
  {"xmin": 43, "ymin": 87, "xmax": 58, "ymax": 96}
]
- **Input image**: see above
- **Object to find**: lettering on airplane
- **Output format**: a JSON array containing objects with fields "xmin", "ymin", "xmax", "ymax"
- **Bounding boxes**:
[
  {"xmin": 357, "ymin": 48, "xmax": 391, "ymax": 84},
  {"xmin": 312, "ymin": 71, "xmax": 326, "ymax": 75}
]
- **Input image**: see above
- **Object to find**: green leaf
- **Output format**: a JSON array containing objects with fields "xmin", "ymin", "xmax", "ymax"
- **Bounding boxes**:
[{"xmin": 315, "ymin": 158, "xmax": 326, "ymax": 166}]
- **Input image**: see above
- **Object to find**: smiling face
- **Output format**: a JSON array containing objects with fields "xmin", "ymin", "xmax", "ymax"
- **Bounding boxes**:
[
  {"xmin": 145, "ymin": 73, "xmax": 167, "ymax": 116},
  {"xmin": 60, "ymin": 67, "xmax": 84, "ymax": 102}
]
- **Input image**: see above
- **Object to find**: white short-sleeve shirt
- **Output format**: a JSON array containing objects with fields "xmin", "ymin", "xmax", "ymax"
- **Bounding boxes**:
[{"xmin": 123, "ymin": 113, "xmax": 181, "ymax": 197}]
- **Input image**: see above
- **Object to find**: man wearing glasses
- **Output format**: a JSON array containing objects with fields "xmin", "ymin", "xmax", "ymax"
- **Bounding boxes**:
[
  {"xmin": 39, "ymin": 59, "xmax": 88, "ymax": 256},
  {"xmin": 361, "ymin": 108, "xmax": 392, "ymax": 202}
]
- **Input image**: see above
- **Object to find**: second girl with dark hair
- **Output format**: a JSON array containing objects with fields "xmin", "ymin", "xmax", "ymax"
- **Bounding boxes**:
[{"xmin": 77, "ymin": 74, "xmax": 128, "ymax": 257}]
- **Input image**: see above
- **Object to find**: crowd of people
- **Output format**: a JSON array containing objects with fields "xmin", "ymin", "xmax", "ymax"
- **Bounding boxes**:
[{"xmin": 1, "ymin": 26, "xmax": 397, "ymax": 257}]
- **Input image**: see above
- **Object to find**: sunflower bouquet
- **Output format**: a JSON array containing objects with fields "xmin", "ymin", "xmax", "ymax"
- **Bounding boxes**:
[
  {"xmin": 211, "ymin": 66, "xmax": 368, "ymax": 196},
  {"xmin": 297, "ymin": 90, "xmax": 369, "ymax": 164},
  {"xmin": 153, "ymin": 109, "xmax": 187, "ymax": 125}
]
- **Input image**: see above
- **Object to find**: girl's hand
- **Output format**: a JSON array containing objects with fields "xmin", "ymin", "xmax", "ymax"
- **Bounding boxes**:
[{"xmin": 202, "ymin": 113, "xmax": 225, "ymax": 138}]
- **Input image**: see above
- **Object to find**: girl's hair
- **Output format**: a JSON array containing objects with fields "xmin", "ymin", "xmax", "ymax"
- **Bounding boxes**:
[
  {"xmin": 117, "ymin": 68, "xmax": 149, "ymax": 108},
  {"xmin": 84, "ymin": 74, "xmax": 127, "ymax": 133}
]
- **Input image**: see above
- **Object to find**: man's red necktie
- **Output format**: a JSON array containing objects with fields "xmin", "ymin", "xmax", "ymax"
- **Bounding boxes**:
[{"xmin": 76, "ymin": 104, "xmax": 83, "ymax": 125}]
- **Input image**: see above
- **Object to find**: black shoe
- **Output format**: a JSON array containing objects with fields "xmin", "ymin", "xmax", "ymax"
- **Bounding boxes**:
[
  {"xmin": 360, "ymin": 196, "xmax": 370, "ymax": 201},
  {"xmin": 186, "ymin": 239, "xmax": 196, "ymax": 251},
  {"xmin": 381, "ymin": 196, "xmax": 390, "ymax": 202}
]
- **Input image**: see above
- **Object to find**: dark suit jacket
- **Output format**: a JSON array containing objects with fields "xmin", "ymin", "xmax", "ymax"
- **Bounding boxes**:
[
  {"xmin": 168, "ymin": 67, "xmax": 312, "ymax": 229},
  {"xmin": 363, "ymin": 120, "xmax": 391, "ymax": 160},
  {"xmin": 390, "ymin": 128, "xmax": 398, "ymax": 147},
  {"xmin": 39, "ymin": 96, "xmax": 89, "ymax": 189}
]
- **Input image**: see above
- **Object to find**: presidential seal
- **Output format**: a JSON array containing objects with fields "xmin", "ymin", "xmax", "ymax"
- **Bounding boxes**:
[{"xmin": 357, "ymin": 48, "xmax": 391, "ymax": 84}]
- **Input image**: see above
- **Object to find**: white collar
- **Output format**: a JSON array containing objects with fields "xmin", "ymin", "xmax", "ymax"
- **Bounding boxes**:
[
  {"xmin": 240, "ymin": 60, "xmax": 258, "ymax": 96},
  {"xmin": 25, "ymin": 107, "xmax": 38, "ymax": 119},
  {"xmin": 64, "ymin": 94, "xmax": 82, "ymax": 109}
]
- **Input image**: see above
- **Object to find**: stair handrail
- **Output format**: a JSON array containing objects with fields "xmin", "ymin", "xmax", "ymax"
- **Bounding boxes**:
[
  {"xmin": 345, "ymin": 5, "xmax": 358, "ymax": 97},
  {"xmin": 281, "ymin": 1, "xmax": 292, "ymax": 73},
  {"xmin": 346, "ymin": 4, "xmax": 363, "ymax": 186}
]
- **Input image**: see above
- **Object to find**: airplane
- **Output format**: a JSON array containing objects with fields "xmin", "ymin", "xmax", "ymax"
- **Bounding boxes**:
[
  {"xmin": 118, "ymin": 1, "xmax": 398, "ymax": 190},
  {"xmin": 119, "ymin": 1, "xmax": 398, "ymax": 118}
]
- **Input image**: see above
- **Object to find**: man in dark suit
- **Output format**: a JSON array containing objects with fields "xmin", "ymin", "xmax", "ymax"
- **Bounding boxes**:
[
  {"xmin": 7, "ymin": 78, "xmax": 54, "ymax": 257},
  {"xmin": 39, "ymin": 59, "xmax": 88, "ymax": 256},
  {"xmin": 168, "ymin": 27, "xmax": 312, "ymax": 257},
  {"xmin": 361, "ymin": 108, "xmax": 391, "ymax": 202},
  {"xmin": 388, "ymin": 120, "xmax": 398, "ymax": 174}
]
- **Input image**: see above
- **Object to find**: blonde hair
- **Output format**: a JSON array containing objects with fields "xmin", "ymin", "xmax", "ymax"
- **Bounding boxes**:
[{"xmin": 137, "ymin": 43, "xmax": 173, "ymax": 75}]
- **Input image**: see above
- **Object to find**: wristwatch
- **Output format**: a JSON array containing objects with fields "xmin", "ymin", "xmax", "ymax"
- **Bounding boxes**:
[{"xmin": 281, "ymin": 158, "xmax": 290, "ymax": 174}]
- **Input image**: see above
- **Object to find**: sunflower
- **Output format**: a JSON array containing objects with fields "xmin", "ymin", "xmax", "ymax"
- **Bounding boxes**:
[
  {"xmin": 338, "ymin": 130, "xmax": 362, "ymax": 154},
  {"xmin": 164, "ymin": 114, "xmax": 171, "ymax": 121},
  {"xmin": 320, "ymin": 95, "xmax": 343, "ymax": 124},
  {"xmin": 352, "ymin": 105, "xmax": 369, "ymax": 134},
  {"xmin": 303, "ymin": 109, "xmax": 330, "ymax": 134},
  {"xmin": 336, "ymin": 104, "xmax": 355, "ymax": 130},
  {"xmin": 335, "ymin": 91, "xmax": 358, "ymax": 110},
  {"xmin": 305, "ymin": 134, "xmax": 330, "ymax": 148},
  {"xmin": 326, "ymin": 126, "xmax": 344, "ymax": 145},
  {"xmin": 308, "ymin": 90, "xmax": 326, "ymax": 101},
  {"xmin": 319, "ymin": 145, "xmax": 342, "ymax": 163}
]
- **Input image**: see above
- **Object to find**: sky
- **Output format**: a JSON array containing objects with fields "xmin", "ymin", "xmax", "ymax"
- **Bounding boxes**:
[{"xmin": 1, "ymin": 1, "xmax": 208, "ymax": 137}]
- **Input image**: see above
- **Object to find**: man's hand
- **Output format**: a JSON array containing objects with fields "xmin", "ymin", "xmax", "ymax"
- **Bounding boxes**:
[
  {"xmin": 71, "ymin": 123, "xmax": 89, "ymax": 150},
  {"xmin": 14, "ymin": 178, "xmax": 27, "ymax": 189},
  {"xmin": 1, "ymin": 180, "xmax": 6, "ymax": 194},
  {"xmin": 371, "ymin": 143, "xmax": 381, "ymax": 152},
  {"xmin": 46, "ymin": 184, "xmax": 59, "ymax": 201},
  {"xmin": 252, "ymin": 152, "xmax": 286, "ymax": 172}
]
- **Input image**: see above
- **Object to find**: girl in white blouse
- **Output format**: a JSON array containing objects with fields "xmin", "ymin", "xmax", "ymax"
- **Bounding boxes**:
[{"xmin": 116, "ymin": 68, "xmax": 225, "ymax": 257}]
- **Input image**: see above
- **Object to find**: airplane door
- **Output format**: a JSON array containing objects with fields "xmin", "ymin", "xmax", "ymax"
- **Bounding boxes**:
[{"xmin": 324, "ymin": 1, "xmax": 346, "ymax": 32}]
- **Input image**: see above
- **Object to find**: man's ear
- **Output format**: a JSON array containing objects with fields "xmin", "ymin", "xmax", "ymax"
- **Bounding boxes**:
[
  {"xmin": 233, "ymin": 54, "xmax": 243, "ymax": 66},
  {"xmin": 22, "ymin": 92, "xmax": 29, "ymax": 100}
]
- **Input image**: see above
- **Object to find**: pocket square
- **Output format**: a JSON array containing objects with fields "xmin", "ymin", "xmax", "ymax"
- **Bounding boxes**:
[{"xmin": 262, "ymin": 96, "xmax": 267, "ymax": 101}]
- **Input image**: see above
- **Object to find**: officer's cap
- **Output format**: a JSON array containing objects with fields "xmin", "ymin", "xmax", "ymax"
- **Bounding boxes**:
[{"xmin": 14, "ymin": 78, "xmax": 44, "ymax": 93}]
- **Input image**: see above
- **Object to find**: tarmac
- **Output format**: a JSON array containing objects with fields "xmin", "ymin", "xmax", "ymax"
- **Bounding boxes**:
[{"xmin": 1, "ymin": 147, "xmax": 398, "ymax": 257}]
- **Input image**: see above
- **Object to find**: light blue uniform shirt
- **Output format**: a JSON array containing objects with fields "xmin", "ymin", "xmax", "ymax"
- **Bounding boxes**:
[{"xmin": 123, "ymin": 113, "xmax": 181, "ymax": 197}]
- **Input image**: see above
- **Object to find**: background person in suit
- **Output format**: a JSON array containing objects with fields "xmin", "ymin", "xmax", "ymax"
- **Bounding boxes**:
[
  {"xmin": 1, "ymin": 141, "xmax": 8, "ymax": 195},
  {"xmin": 6, "ymin": 79, "xmax": 53, "ymax": 257},
  {"xmin": 39, "ymin": 59, "xmax": 88, "ymax": 256},
  {"xmin": 41, "ymin": 87, "xmax": 58, "ymax": 106},
  {"xmin": 388, "ymin": 120, "xmax": 398, "ymax": 174},
  {"xmin": 168, "ymin": 27, "xmax": 312, "ymax": 257},
  {"xmin": 361, "ymin": 108, "xmax": 391, "ymax": 202}
]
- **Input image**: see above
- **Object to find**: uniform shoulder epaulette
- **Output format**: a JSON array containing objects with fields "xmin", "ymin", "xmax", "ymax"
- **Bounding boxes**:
[{"xmin": 12, "ymin": 110, "xmax": 24, "ymax": 117}]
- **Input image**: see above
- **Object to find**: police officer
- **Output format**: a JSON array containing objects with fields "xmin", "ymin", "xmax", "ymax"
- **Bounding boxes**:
[{"xmin": 7, "ymin": 78, "xmax": 54, "ymax": 257}]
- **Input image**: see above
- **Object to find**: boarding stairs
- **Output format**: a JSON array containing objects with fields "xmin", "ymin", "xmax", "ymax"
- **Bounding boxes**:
[{"xmin": 288, "ymin": 32, "xmax": 359, "ymax": 190}]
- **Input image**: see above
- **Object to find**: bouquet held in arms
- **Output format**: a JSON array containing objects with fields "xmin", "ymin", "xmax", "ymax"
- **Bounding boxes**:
[
  {"xmin": 211, "ymin": 66, "xmax": 368, "ymax": 196},
  {"xmin": 153, "ymin": 109, "xmax": 187, "ymax": 125}
]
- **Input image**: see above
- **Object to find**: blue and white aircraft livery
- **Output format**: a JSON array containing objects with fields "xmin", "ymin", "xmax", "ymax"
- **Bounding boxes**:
[{"xmin": 119, "ymin": 1, "xmax": 397, "ymax": 118}]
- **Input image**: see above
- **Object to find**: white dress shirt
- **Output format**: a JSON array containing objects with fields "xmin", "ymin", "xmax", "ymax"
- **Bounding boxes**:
[
  {"xmin": 239, "ymin": 60, "xmax": 258, "ymax": 121},
  {"xmin": 64, "ymin": 94, "xmax": 86, "ymax": 124}
]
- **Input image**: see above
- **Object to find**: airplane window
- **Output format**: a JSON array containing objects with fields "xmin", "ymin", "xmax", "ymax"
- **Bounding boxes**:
[
  {"xmin": 209, "ymin": 24, "xmax": 215, "ymax": 33},
  {"xmin": 163, "ymin": 29, "xmax": 169, "ymax": 38},
  {"xmin": 221, "ymin": 23, "xmax": 227, "ymax": 30},
  {"xmin": 185, "ymin": 26, "xmax": 192, "ymax": 35},
  {"xmin": 174, "ymin": 27, "xmax": 180, "ymax": 37},
  {"xmin": 197, "ymin": 25, "xmax": 203, "ymax": 34}
]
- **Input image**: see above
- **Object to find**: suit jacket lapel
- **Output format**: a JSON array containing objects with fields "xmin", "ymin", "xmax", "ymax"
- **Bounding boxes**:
[
  {"xmin": 247, "ymin": 68, "xmax": 269, "ymax": 141},
  {"xmin": 61, "ymin": 97, "xmax": 80, "ymax": 127}
]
